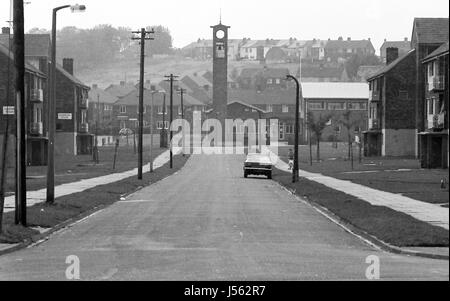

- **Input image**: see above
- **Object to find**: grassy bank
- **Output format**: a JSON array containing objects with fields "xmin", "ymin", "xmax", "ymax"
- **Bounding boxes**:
[{"xmin": 0, "ymin": 155, "xmax": 190, "ymax": 244}]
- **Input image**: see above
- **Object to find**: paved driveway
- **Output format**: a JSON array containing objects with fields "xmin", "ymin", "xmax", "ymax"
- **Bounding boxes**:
[{"xmin": 0, "ymin": 155, "xmax": 448, "ymax": 280}]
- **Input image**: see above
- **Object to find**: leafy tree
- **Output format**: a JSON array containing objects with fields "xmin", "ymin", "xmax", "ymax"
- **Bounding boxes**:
[
  {"xmin": 339, "ymin": 110, "xmax": 362, "ymax": 169},
  {"xmin": 145, "ymin": 25, "xmax": 174, "ymax": 56},
  {"xmin": 307, "ymin": 111, "xmax": 332, "ymax": 162}
]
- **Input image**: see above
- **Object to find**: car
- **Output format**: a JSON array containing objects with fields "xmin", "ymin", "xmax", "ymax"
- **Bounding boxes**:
[{"xmin": 243, "ymin": 154, "xmax": 273, "ymax": 179}]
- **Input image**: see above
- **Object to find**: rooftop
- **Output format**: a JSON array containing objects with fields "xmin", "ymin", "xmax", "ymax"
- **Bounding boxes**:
[{"xmin": 412, "ymin": 18, "xmax": 449, "ymax": 45}]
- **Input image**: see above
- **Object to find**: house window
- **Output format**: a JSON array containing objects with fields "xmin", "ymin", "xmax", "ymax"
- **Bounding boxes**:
[
  {"xmin": 429, "ymin": 62, "xmax": 434, "ymax": 76},
  {"xmin": 267, "ymin": 79, "xmax": 273, "ymax": 84},
  {"xmin": 157, "ymin": 121, "xmax": 169, "ymax": 129},
  {"xmin": 275, "ymin": 78, "xmax": 281, "ymax": 84},
  {"xmin": 285, "ymin": 124, "xmax": 294, "ymax": 134},
  {"xmin": 178, "ymin": 106, "xmax": 183, "ymax": 115},
  {"xmin": 282, "ymin": 105, "xmax": 289, "ymax": 113},
  {"xmin": 328, "ymin": 102, "xmax": 346, "ymax": 110},
  {"xmin": 136, "ymin": 106, "xmax": 147, "ymax": 114},
  {"xmin": 308, "ymin": 102, "xmax": 325, "ymax": 110},
  {"xmin": 266, "ymin": 105, "xmax": 273, "ymax": 112},
  {"xmin": 157, "ymin": 106, "xmax": 166, "ymax": 115},
  {"xmin": 120, "ymin": 106, "xmax": 127, "ymax": 113},
  {"xmin": 348, "ymin": 102, "xmax": 367, "ymax": 110}
]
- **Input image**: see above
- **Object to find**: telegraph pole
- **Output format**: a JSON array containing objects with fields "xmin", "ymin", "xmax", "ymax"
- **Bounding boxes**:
[
  {"xmin": 177, "ymin": 88, "xmax": 187, "ymax": 156},
  {"xmin": 132, "ymin": 28, "xmax": 154, "ymax": 180},
  {"xmin": 165, "ymin": 74, "xmax": 179, "ymax": 168},
  {"xmin": 13, "ymin": 0, "xmax": 26, "ymax": 226}
]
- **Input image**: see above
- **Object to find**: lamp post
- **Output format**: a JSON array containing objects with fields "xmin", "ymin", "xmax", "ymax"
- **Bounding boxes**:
[
  {"xmin": 286, "ymin": 75, "xmax": 301, "ymax": 183},
  {"xmin": 46, "ymin": 4, "xmax": 86, "ymax": 205}
]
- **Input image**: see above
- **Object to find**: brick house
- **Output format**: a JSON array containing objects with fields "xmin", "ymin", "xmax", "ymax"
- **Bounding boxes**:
[
  {"xmin": 112, "ymin": 88, "xmax": 206, "ymax": 135},
  {"xmin": 324, "ymin": 37, "xmax": 375, "ymax": 63},
  {"xmin": 105, "ymin": 81, "xmax": 137, "ymax": 99},
  {"xmin": 365, "ymin": 48, "xmax": 417, "ymax": 157},
  {"xmin": 302, "ymin": 82, "xmax": 369, "ymax": 144},
  {"xmin": 0, "ymin": 43, "xmax": 48, "ymax": 166},
  {"xmin": 54, "ymin": 58, "xmax": 92, "ymax": 155},
  {"xmin": 419, "ymin": 41, "xmax": 448, "ymax": 168},
  {"xmin": 411, "ymin": 18, "xmax": 449, "ymax": 156}
]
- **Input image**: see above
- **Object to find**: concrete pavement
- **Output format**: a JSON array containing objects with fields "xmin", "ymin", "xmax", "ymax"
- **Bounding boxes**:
[
  {"xmin": 0, "ymin": 154, "xmax": 448, "ymax": 280},
  {"xmin": 3, "ymin": 150, "xmax": 171, "ymax": 213}
]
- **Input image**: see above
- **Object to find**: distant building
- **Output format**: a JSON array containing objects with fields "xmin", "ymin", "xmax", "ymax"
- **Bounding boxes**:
[
  {"xmin": 55, "ymin": 58, "xmax": 92, "ymax": 155},
  {"xmin": 356, "ymin": 65, "xmax": 384, "ymax": 82},
  {"xmin": 380, "ymin": 38, "xmax": 411, "ymax": 63},
  {"xmin": 411, "ymin": 18, "xmax": 449, "ymax": 156},
  {"xmin": 88, "ymin": 84, "xmax": 119, "ymax": 136},
  {"xmin": 300, "ymin": 64, "xmax": 350, "ymax": 82},
  {"xmin": 324, "ymin": 37, "xmax": 375, "ymax": 62},
  {"xmin": 0, "ymin": 42, "xmax": 48, "ymax": 166},
  {"xmin": 105, "ymin": 81, "xmax": 137, "ymax": 99}
]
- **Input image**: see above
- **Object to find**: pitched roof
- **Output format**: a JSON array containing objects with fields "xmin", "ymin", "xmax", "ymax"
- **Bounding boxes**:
[
  {"xmin": 301, "ymin": 82, "xmax": 369, "ymax": 99},
  {"xmin": 412, "ymin": 18, "xmax": 449, "ymax": 45},
  {"xmin": 88, "ymin": 86, "xmax": 118, "ymax": 104},
  {"xmin": 325, "ymin": 39, "xmax": 374, "ymax": 51},
  {"xmin": 380, "ymin": 40, "xmax": 411, "ymax": 52},
  {"xmin": 229, "ymin": 88, "xmax": 296, "ymax": 105},
  {"xmin": 228, "ymin": 100, "xmax": 267, "ymax": 113},
  {"xmin": 239, "ymin": 67, "xmax": 289, "ymax": 79},
  {"xmin": 56, "ymin": 64, "xmax": 89, "ymax": 89},
  {"xmin": 423, "ymin": 41, "xmax": 449, "ymax": 62},
  {"xmin": 0, "ymin": 43, "xmax": 46, "ymax": 77},
  {"xmin": 105, "ymin": 82, "xmax": 137, "ymax": 98},
  {"xmin": 0, "ymin": 33, "xmax": 51, "ymax": 57},
  {"xmin": 367, "ymin": 49, "xmax": 416, "ymax": 80},
  {"xmin": 116, "ymin": 89, "xmax": 204, "ymax": 106}
]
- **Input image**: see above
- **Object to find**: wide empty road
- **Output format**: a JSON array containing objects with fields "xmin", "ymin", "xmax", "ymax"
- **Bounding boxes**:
[{"xmin": 0, "ymin": 155, "xmax": 448, "ymax": 280}]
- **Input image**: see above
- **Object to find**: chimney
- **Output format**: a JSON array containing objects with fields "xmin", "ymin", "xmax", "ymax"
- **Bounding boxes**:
[
  {"xmin": 338, "ymin": 36, "xmax": 343, "ymax": 41},
  {"xmin": 404, "ymin": 37, "xmax": 408, "ymax": 42},
  {"xmin": 386, "ymin": 47, "xmax": 399, "ymax": 65},
  {"xmin": 92, "ymin": 84, "xmax": 98, "ymax": 89},
  {"xmin": 120, "ymin": 81, "xmax": 125, "ymax": 86},
  {"xmin": 368, "ymin": 38, "xmax": 371, "ymax": 41},
  {"xmin": 347, "ymin": 37, "xmax": 351, "ymax": 41},
  {"xmin": 62, "ymin": 58, "xmax": 74, "ymax": 75},
  {"xmin": 2, "ymin": 27, "xmax": 10, "ymax": 34}
]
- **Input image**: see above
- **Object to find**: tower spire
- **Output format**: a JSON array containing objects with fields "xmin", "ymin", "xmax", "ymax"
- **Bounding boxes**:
[{"xmin": 219, "ymin": 8, "xmax": 222, "ymax": 24}]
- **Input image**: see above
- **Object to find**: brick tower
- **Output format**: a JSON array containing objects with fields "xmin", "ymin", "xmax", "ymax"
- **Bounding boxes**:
[{"xmin": 211, "ymin": 22, "xmax": 230, "ymax": 124}]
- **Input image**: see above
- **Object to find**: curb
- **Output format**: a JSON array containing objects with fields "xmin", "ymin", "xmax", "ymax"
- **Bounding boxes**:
[
  {"xmin": 0, "ymin": 155, "xmax": 192, "ymax": 257},
  {"xmin": 277, "ymin": 182, "xmax": 449, "ymax": 261}
]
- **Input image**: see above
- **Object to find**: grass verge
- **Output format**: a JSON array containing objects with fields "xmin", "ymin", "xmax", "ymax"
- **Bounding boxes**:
[
  {"xmin": 0, "ymin": 155, "xmax": 190, "ymax": 244},
  {"xmin": 273, "ymin": 168, "xmax": 449, "ymax": 247}
]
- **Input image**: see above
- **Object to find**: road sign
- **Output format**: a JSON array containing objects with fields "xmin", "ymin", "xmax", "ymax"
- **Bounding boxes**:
[
  {"xmin": 2, "ymin": 106, "xmax": 15, "ymax": 115},
  {"xmin": 58, "ymin": 113, "xmax": 72, "ymax": 120}
]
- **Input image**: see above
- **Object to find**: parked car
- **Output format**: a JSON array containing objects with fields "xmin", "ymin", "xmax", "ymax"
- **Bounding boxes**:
[{"xmin": 243, "ymin": 154, "xmax": 273, "ymax": 179}]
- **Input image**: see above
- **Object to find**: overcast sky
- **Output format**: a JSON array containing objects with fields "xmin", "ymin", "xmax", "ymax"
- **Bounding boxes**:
[{"xmin": 1, "ymin": 0, "xmax": 448, "ymax": 52}]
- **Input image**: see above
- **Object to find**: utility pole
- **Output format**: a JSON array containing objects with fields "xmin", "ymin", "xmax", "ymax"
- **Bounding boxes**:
[
  {"xmin": 132, "ymin": 28, "xmax": 154, "ymax": 180},
  {"xmin": 177, "ymin": 88, "xmax": 187, "ymax": 156},
  {"xmin": 14, "ymin": 0, "xmax": 26, "ymax": 226},
  {"xmin": 165, "ymin": 74, "xmax": 179, "ymax": 168}
]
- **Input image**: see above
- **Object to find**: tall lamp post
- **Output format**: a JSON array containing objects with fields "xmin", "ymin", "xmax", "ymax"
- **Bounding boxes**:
[
  {"xmin": 286, "ymin": 75, "xmax": 301, "ymax": 183},
  {"xmin": 46, "ymin": 4, "xmax": 86, "ymax": 205}
]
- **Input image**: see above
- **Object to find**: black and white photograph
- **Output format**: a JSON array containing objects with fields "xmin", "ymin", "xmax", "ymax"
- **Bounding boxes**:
[{"xmin": 0, "ymin": 0, "xmax": 448, "ymax": 286}]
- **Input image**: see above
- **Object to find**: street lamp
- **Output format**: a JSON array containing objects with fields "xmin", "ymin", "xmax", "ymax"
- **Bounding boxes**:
[
  {"xmin": 150, "ymin": 90, "xmax": 165, "ymax": 172},
  {"xmin": 286, "ymin": 75, "xmax": 301, "ymax": 183},
  {"xmin": 46, "ymin": 4, "xmax": 86, "ymax": 205}
]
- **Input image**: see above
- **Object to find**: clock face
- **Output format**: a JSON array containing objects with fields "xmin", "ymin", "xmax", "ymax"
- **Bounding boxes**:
[{"xmin": 215, "ymin": 29, "xmax": 225, "ymax": 39}]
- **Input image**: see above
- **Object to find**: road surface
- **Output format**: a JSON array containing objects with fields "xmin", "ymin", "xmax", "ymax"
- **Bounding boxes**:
[{"xmin": 0, "ymin": 155, "xmax": 448, "ymax": 280}]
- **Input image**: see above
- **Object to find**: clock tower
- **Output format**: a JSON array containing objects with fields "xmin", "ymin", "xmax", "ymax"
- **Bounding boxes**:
[{"xmin": 211, "ymin": 22, "xmax": 230, "ymax": 123}]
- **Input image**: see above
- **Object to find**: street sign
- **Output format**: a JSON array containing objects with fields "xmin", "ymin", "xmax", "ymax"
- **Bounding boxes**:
[
  {"xmin": 58, "ymin": 113, "xmax": 72, "ymax": 120},
  {"xmin": 2, "ymin": 106, "xmax": 15, "ymax": 115}
]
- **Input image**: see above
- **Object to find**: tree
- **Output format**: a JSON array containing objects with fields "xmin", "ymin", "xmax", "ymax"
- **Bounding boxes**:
[
  {"xmin": 145, "ymin": 25, "xmax": 174, "ymax": 56},
  {"xmin": 307, "ymin": 111, "xmax": 332, "ymax": 162},
  {"xmin": 345, "ymin": 54, "xmax": 381, "ymax": 80}
]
